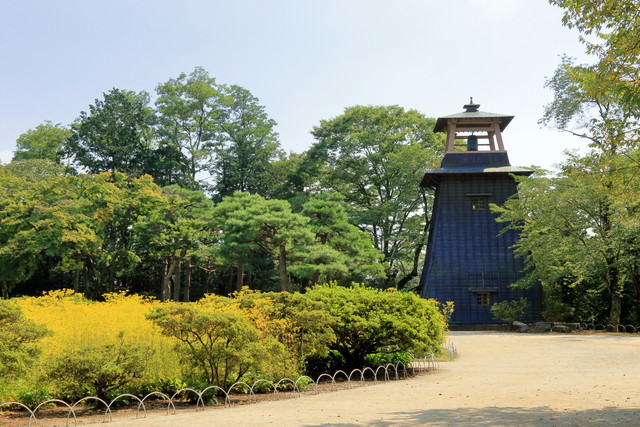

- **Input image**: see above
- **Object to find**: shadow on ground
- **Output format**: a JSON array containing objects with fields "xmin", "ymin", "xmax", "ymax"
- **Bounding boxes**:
[{"xmin": 304, "ymin": 406, "xmax": 640, "ymax": 426}]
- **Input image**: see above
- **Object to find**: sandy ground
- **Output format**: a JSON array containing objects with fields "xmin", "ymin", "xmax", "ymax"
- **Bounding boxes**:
[{"xmin": 10, "ymin": 332, "xmax": 640, "ymax": 426}]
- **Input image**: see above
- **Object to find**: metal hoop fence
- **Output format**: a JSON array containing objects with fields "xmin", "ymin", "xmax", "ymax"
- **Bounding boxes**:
[
  {"xmin": 578, "ymin": 322, "xmax": 640, "ymax": 333},
  {"xmin": 0, "ymin": 350, "xmax": 447, "ymax": 426}
]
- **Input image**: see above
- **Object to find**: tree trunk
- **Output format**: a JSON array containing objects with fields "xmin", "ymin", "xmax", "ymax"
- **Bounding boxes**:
[
  {"xmin": 632, "ymin": 270, "xmax": 640, "ymax": 326},
  {"xmin": 172, "ymin": 260, "xmax": 182, "ymax": 301},
  {"xmin": 72, "ymin": 254, "xmax": 81, "ymax": 293},
  {"xmin": 73, "ymin": 268, "xmax": 81, "ymax": 292},
  {"xmin": 92, "ymin": 268, "xmax": 103, "ymax": 300},
  {"xmin": 396, "ymin": 241, "xmax": 424, "ymax": 290},
  {"xmin": 400, "ymin": 198, "xmax": 431, "ymax": 291},
  {"xmin": 225, "ymin": 270, "xmax": 233, "ymax": 294},
  {"xmin": 605, "ymin": 253, "xmax": 622, "ymax": 325},
  {"xmin": 236, "ymin": 263, "xmax": 245, "ymax": 291},
  {"xmin": 108, "ymin": 262, "xmax": 115, "ymax": 292},
  {"xmin": 610, "ymin": 291, "xmax": 622, "ymax": 325},
  {"xmin": 311, "ymin": 271, "xmax": 321, "ymax": 286},
  {"xmin": 162, "ymin": 257, "xmax": 177, "ymax": 301},
  {"xmin": 183, "ymin": 258, "xmax": 192, "ymax": 302},
  {"xmin": 278, "ymin": 245, "xmax": 290, "ymax": 292},
  {"xmin": 83, "ymin": 267, "xmax": 89, "ymax": 294},
  {"xmin": 1, "ymin": 281, "xmax": 8, "ymax": 299},
  {"xmin": 600, "ymin": 197, "xmax": 622, "ymax": 326}
]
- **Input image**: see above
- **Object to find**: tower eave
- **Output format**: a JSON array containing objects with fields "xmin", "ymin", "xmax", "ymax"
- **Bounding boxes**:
[
  {"xmin": 420, "ymin": 167, "xmax": 534, "ymax": 188},
  {"xmin": 434, "ymin": 111, "xmax": 514, "ymax": 133}
]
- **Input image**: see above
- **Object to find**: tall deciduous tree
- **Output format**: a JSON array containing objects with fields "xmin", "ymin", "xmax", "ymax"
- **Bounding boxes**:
[
  {"xmin": 135, "ymin": 185, "xmax": 214, "ymax": 301},
  {"xmin": 0, "ymin": 161, "xmax": 71, "ymax": 297},
  {"xmin": 0, "ymin": 170, "xmax": 166, "ymax": 297},
  {"xmin": 549, "ymin": 0, "xmax": 640, "ymax": 109},
  {"xmin": 0, "ymin": 170, "xmax": 101, "ymax": 295},
  {"xmin": 535, "ymin": 54, "xmax": 640, "ymax": 324},
  {"xmin": 155, "ymin": 67, "xmax": 221, "ymax": 190},
  {"xmin": 79, "ymin": 173, "xmax": 165, "ymax": 295},
  {"xmin": 541, "ymin": 55, "xmax": 639, "ymax": 154},
  {"xmin": 493, "ymin": 153, "xmax": 640, "ymax": 325},
  {"xmin": 307, "ymin": 105, "xmax": 443, "ymax": 289},
  {"xmin": 66, "ymin": 88, "xmax": 155, "ymax": 175},
  {"xmin": 12, "ymin": 121, "xmax": 70, "ymax": 164},
  {"xmin": 211, "ymin": 84, "xmax": 283, "ymax": 200}
]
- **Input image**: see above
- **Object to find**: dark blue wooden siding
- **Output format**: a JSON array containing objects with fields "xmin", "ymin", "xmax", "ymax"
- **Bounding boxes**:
[{"xmin": 420, "ymin": 172, "xmax": 542, "ymax": 324}]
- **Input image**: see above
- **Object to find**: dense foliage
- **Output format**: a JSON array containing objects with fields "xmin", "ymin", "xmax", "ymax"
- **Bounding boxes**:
[
  {"xmin": 46, "ymin": 335, "xmax": 153, "ymax": 402},
  {"xmin": 0, "ymin": 287, "xmax": 447, "ymax": 403},
  {"xmin": 305, "ymin": 284, "xmax": 445, "ymax": 370},
  {"xmin": 147, "ymin": 304, "xmax": 287, "ymax": 388},
  {"xmin": 491, "ymin": 0, "xmax": 640, "ymax": 324},
  {"xmin": 0, "ymin": 300, "xmax": 50, "ymax": 382},
  {"xmin": 1, "ymin": 68, "xmax": 445, "ymax": 296},
  {"xmin": 549, "ymin": 0, "xmax": 640, "ymax": 110},
  {"xmin": 306, "ymin": 106, "xmax": 443, "ymax": 288}
]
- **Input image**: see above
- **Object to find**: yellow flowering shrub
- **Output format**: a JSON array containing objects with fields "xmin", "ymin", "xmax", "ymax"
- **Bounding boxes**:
[
  {"xmin": 3, "ymin": 288, "xmax": 337, "ymax": 403},
  {"xmin": 15, "ymin": 290, "xmax": 181, "ymax": 381}
]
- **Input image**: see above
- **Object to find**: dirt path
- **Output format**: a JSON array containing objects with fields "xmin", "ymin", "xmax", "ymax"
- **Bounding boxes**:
[{"xmin": 13, "ymin": 332, "xmax": 640, "ymax": 426}]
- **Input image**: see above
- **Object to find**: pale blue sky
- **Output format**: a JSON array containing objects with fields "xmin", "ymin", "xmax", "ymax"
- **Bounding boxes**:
[{"xmin": 0, "ymin": 0, "xmax": 590, "ymax": 169}]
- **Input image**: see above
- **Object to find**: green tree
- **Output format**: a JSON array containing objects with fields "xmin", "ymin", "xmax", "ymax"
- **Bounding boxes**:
[
  {"xmin": 213, "ymin": 192, "xmax": 314, "ymax": 292},
  {"xmin": 541, "ymin": 55, "xmax": 638, "ymax": 154},
  {"xmin": 490, "ymin": 297, "xmax": 530, "ymax": 325},
  {"xmin": 0, "ymin": 159, "xmax": 69, "ymax": 296},
  {"xmin": 77, "ymin": 173, "xmax": 165, "ymax": 295},
  {"xmin": 143, "ymin": 141, "xmax": 190, "ymax": 189},
  {"xmin": 231, "ymin": 290, "xmax": 337, "ymax": 371},
  {"xmin": 12, "ymin": 121, "xmax": 71, "ymax": 164},
  {"xmin": 0, "ymin": 170, "xmax": 166, "ymax": 297},
  {"xmin": 135, "ymin": 185, "xmax": 214, "ymax": 301},
  {"xmin": 0, "ymin": 167, "xmax": 86, "ymax": 296},
  {"xmin": 66, "ymin": 88, "xmax": 156, "ymax": 175},
  {"xmin": 549, "ymin": 0, "xmax": 640, "ymax": 109},
  {"xmin": 305, "ymin": 284, "xmax": 445, "ymax": 370},
  {"xmin": 3, "ymin": 159, "xmax": 68, "ymax": 183},
  {"xmin": 291, "ymin": 192, "xmax": 384, "ymax": 286},
  {"xmin": 532, "ymin": 54, "xmax": 640, "ymax": 324},
  {"xmin": 155, "ymin": 67, "xmax": 220, "ymax": 190},
  {"xmin": 211, "ymin": 84, "xmax": 283, "ymax": 200},
  {"xmin": 259, "ymin": 151, "xmax": 308, "ymax": 200},
  {"xmin": 306, "ymin": 105, "xmax": 443, "ymax": 288},
  {"xmin": 493, "ymin": 154, "xmax": 638, "ymax": 325},
  {"xmin": 211, "ymin": 192, "xmax": 265, "ymax": 292},
  {"xmin": 147, "ymin": 304, "xmax": 286, "ymax": 388}
]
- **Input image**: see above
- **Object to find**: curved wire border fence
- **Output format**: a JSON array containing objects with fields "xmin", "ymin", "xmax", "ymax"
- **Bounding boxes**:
[
  {"xmin": 1, "ymin": 346, "xmax": 455, "ymax": 426},
  {"xmin": 578, "ymin": 323, "xmax": 640, "ymax": 333}
]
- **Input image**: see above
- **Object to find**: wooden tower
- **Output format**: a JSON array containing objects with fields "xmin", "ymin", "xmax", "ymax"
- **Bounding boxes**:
[{"xmin": 419, "ymin": 100, "xmax": 541, "ymax": 324}]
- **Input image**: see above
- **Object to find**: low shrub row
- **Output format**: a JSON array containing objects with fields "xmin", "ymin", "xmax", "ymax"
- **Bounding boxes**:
[{"xmin": 0, "ymin": 284, "xmax": 447, "ymax": 406}]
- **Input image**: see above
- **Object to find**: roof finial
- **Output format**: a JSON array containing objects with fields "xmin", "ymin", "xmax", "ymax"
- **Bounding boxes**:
[{"xmin": 463, "ymin": 98, "xmax": 480, "ymax": 113}]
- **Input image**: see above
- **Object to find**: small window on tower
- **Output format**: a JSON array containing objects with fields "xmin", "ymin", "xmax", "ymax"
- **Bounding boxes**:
[
  {"xmin": 470, "ymin": 195, "xmax": 489, "ymax": 211},
  {"xmin": 475, "ymin": 292, "xmax": 491, "ymax": 307}
]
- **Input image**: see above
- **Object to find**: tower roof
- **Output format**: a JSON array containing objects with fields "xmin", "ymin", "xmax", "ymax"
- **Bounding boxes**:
[{"xmin": 434, "ymin": 101, "xmax": 514, "ymax": 133}]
